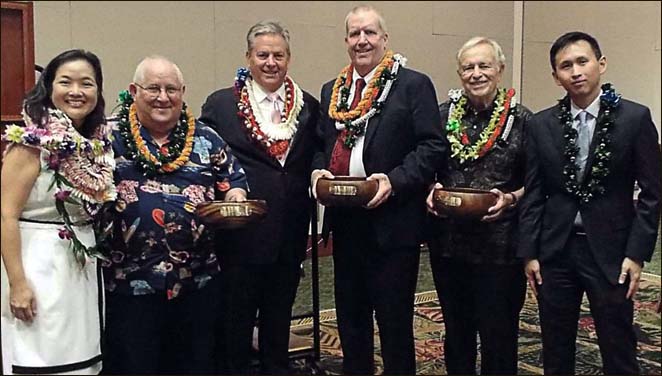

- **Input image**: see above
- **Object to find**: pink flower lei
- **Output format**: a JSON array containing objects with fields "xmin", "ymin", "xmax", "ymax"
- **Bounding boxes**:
[{"xmin": 2, "ymin": 108, "xmax": 117, "ymax": 266}]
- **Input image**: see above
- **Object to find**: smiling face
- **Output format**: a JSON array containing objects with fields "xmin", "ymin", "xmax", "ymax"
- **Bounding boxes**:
[
  {"xmin": 457, "ymin": 43, "xmax": 503, "ymax": 108},
  {"xmin": 345, "ymin": 9, "xmax": 388, "ymax": 76},
  {"xmin": 129, "ymin": 59, "xmax": 185, "ymax": 133},
  {"xmin": 246, "ymin": 33, "xmax": 290, "ymax": 93},
  {"xmin": 552, "ymin": 40, "xmax": 606, "ymax": 107},
  {"xmin": 50, "ymin": 59, "xmax": 98, "ymax": 128}
]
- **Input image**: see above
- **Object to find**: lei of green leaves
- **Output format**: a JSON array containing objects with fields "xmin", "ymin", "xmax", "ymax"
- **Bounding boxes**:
[
  {"xmin": 445, "ymin": 88, "xmax": 511, "ymax": 164},
  {"xmin": 116, "ymin": 90, "xmax": 190, "ymax": 176},
  {"xmin": 560, "ymin": 83, "xmax": 620, "ymax": 203},
  {"xmin": 336, "ymin": 67, "xmax": 395, "ymax": 148},
  {"xmin": 50, "ymin": 174, "xmax": 111, "ymax": 267}
]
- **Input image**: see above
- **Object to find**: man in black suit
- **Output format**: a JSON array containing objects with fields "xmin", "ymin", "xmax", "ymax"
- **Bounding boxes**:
[
  {"xmin": 199, "ymin": 20, "xmax": 320, "ymax": 374},
  {"xmin": 518, "ymin": 31, "xmax": 660, "ymax": 375},
  {"xmin": 311, "ymin": 5, "xmax": 447, "ymax": 374}
]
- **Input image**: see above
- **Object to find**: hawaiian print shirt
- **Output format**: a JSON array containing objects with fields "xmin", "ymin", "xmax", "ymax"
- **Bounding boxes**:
[
  {"xmin": 428, "ymin": 98, "xmax": 532, "ymax": 265},
  {"xmin": 103, "ymin": 121, "xmax": 247, "ymax": 299}
]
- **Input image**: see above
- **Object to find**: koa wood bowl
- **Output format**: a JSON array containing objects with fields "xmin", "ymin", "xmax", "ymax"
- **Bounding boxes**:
[
  {"xmin": 196, "ymin": 199, "xmax": 268, "ymax": 229},
  {"xmin": 432, "ymin": 187, "xmax": 497, "ymax": 219},
  {"xmin": 316, "ymin": 176, "xmax": 379, "ymax": 207}
]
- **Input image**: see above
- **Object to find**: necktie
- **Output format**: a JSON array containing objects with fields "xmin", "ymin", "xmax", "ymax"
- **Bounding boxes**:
[
  {"xmin": 576, "ymin": 111, "xmax": 590, "ymax": 181},
  {"xmin": 328, "ymin": 78, "xmax": 366, "ymax": 176},
  {"xmin": 268, "ymin": 92, "xmax": 281, "ymax": 124}
]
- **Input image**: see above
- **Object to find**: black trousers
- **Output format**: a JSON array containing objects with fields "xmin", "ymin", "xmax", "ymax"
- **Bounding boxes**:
[
  {"xmin": 332, "ymin": 221, "xmax": 420, "ymax": 375},
  {"xmin": 219, "ymin": 254, "xmax": 302, "ymax": 374},
  {"xmin": 429, "ymin": 256, "xmax": 526, "ymax": 375},
  {"xmin": 102, "ymin": 277, "xmax": 220, "ymax": 375},
  {"xmin": 539, "ymin": 234, "xmax": 639, "ymax": 375}
]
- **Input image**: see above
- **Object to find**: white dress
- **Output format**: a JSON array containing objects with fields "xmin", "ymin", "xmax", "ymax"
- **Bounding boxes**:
[{"xmin": 1, "ymin": 150, "xmax": 103, "ymax": 375}]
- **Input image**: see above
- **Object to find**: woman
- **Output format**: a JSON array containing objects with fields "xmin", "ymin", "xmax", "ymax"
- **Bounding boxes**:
[{"xmin": 1, "ymin": 49, "xmax": 116, "ymax": 375}]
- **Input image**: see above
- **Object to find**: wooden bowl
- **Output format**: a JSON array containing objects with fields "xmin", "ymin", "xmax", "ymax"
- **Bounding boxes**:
[
  {"xmin": 195, "ymin": 199, "xmax": 268, "ymax": 229},
  {"xmin": 432, "ymin": 187, "xmax": 497, "ymax": 219},
  {"xmin": 316, "ymin": 176, "xmax": 379, "ymax": 207}
]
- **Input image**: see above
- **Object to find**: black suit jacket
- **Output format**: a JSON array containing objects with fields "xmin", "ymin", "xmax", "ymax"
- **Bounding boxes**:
[
  {"xmin": 313, "ymin": 67, "xmax": 447, "ymax": 248},
  {"xmin": 518, "ymin": 98, "xmax": 660, "ymax": 284},
  {"xmin": 200, "ymin": 87, "xmax": 320, "ymax": 265}
]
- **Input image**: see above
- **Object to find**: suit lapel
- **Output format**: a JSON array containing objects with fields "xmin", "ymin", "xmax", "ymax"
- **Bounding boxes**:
[
  {"xmin": 284, "ymin": 100, "xmax": 309, "ymax": 165},
  {"xmin": 363, "ymin": 111, "xmax": 382, "ymax": 152},
  {"xmin": 231, "ymin": 103, "xmax": 282, "ymax": 168},
  {"xmin": 546, "ymin": 106, "xmax": 566, "ymax": 157},
  {"xmin": 363, "ymin": 77, "xmax": 400, "ymax": 151}
]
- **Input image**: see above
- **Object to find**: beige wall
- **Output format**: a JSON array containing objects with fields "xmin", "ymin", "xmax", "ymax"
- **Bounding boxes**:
[
  {"xmin": 33, "ymin": 1, "xmax": 515, "ymax": 118},
  {"xmin": 33, "ymin": 1, "xmax": 660, "ymax": 137},
  {"xmin": 521, "ymin": 1, "xmax": 661, "ymax": 137}
]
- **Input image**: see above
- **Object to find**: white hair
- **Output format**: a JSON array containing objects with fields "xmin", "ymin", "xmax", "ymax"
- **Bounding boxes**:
[{"xmin": 456, "ymin": 36, "xmax": 506, "ymax": 70}]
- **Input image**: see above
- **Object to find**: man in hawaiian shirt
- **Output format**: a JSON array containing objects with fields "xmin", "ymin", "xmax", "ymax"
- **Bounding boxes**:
[{"xmin": 102, "ymin": 55, "xmax": 247, "ymax": 374}]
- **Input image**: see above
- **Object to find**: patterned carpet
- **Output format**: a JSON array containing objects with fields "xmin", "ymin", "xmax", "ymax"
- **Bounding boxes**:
[{"xmin": 289, "ymin": 273, "xmax": 661, "ymax": 375}]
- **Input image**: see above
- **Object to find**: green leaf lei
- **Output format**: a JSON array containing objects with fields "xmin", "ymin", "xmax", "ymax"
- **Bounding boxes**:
[
  {"xmin": 445, "ymin": 88, "xmax": 513, "ymax": 163},
  {"xmin": 560, "ymin": 83, "xmax": 620, "ymax": 203}
]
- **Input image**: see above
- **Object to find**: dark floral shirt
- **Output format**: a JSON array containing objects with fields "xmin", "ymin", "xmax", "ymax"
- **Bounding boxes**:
[
  {"xmin": 102, "ymin": 121, "xmax": 247, "ymax": 299},
  {"xmin": 428, "ymin": 96, "xmax": 532, "ymax": 264}
]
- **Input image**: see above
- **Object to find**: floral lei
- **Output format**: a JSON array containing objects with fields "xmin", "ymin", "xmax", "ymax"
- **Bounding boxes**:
[
  {"xmin": 116, "ymin": 90, "xmax": 195, "ymax": 176},
  {"xmin": 3, "ymin": 109, "xmax": 116, "ymax": 266},
  {"xmin": 445, "ymin": 87, "xmax": 516, "ymax": 163},
  {"xmin": 560, "ymin": 83, "xmax": 620, "ymax": 203},
  {"xmin": 328, "ymin": 50, "xmax": 406, "ymax": 148},
  {"xmin": 233, "ymin": 67, "xmax": 304, "ymax": 157}
]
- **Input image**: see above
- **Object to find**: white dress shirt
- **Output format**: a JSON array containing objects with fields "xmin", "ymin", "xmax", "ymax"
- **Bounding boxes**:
[
  {"xmin": 346, "ymin": 65, "xmax": 379, "ymax": 177},
  {"xmin": 252, "ymin": 81, "xmax": 290, "ymax": 165}
]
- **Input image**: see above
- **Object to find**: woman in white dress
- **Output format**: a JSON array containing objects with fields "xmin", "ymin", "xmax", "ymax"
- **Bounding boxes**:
[{"xmin": 1, "ymin": 49, "xmax": 116, "ymax": 375}]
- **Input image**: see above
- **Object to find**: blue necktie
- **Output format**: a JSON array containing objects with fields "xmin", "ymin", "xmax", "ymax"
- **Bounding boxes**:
[{"xmin": 576, "ymin": 111, "xmax": 590, "ymax": 181}]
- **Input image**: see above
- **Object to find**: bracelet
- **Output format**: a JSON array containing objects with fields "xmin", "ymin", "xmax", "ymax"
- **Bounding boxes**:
[{"xmin": 508, "ymin": 192, "xmax": 518, "ymax": 208}]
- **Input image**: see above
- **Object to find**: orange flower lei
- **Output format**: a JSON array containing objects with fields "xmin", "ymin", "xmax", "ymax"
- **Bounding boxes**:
[
  {"xmin": 328, "ymin": 50, "xmax": 395, "ymax": 122},
  {"xmin": 128, "ymin": 103, "xmax": 196, "ymax": 173},
  {"xmin": 327, "ymin": 50, "xmax": 405, "ymax": 148}
]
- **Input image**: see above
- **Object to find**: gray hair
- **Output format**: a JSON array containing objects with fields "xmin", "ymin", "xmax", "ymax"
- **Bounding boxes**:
[
  {"xmin": 344, "ymin": 5, "xmax": 388, "ymax": 35},
  {"xmin": 133, "ymin": 55, "xmax": 184, "ymax": 85},
  {"xmin": 456, "ymin": 36, "xmax": 506, "ymax": 70},
  {"xmin": 246, "ymin": 20, "xmax": 291, "ymax": 55}
]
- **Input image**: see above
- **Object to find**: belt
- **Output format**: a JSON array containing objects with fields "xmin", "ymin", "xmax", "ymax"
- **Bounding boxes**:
[{"xmin": 19, "ymin": 218, "xmax": 93, "ymax": 226}]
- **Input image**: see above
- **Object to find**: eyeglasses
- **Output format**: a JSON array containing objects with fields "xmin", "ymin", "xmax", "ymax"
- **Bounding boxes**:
[{"xmin": 134, "ymin": 82, "xmax": 182, "ymax": 98}]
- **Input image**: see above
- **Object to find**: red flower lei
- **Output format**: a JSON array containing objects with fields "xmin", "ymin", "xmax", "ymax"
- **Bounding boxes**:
[
  {"xmin": 446, "ymin": 88, "xmax": 515, "ymax": 163},
  {"xmin": 235, "ymin": 76, "xmax": 301, "ymax": 157}
]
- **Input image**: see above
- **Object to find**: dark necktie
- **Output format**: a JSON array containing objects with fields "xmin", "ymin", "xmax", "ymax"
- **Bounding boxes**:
[{"xmin": 328, "ymin": 78, "xmax": 366, "ymax": 176}]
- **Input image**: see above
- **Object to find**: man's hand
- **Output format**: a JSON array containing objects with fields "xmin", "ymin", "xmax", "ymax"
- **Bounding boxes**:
[
  {"xmin": 365, "ymin": 173, "xmax": 392, "ymax": 209},
  {"xmin": 426, "ymin": 182, "xmax": 444, "ymax": 216},
  {"xmin": 225, "ymin": 188, "xmax": 247, "ymax": 202},
  {"xmin": 524, "ymin": 258, "xmax": 543, "ymax": 297},
  {"xmin": 481, "ymin": 188, "xmax": 513, "ymax": 222},
  {"xmin": 311, "ymin": 169, "xmax": 334, "ymax": 200},
  {"xmin": 619, "ymin": 257, "xmax": 643, "ymax": 300}
]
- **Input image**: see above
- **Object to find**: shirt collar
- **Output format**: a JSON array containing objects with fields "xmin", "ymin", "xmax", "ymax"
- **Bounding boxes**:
[
  {"xmin": 352, "ymin": 64, "xmax": 379, "ymax": 86},
  {"xmin": 571, "ymin": 91, "xmax": 601, "ymax": 120},
  {"xmin": 252, "ymin": 80, "xmax": 286, "ymax": 103}
]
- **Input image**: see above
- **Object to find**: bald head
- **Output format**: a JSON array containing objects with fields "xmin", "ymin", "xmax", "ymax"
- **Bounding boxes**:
[{"xmin": 133, "ymin": 55, "xmax": 184, "ymax": 86}]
